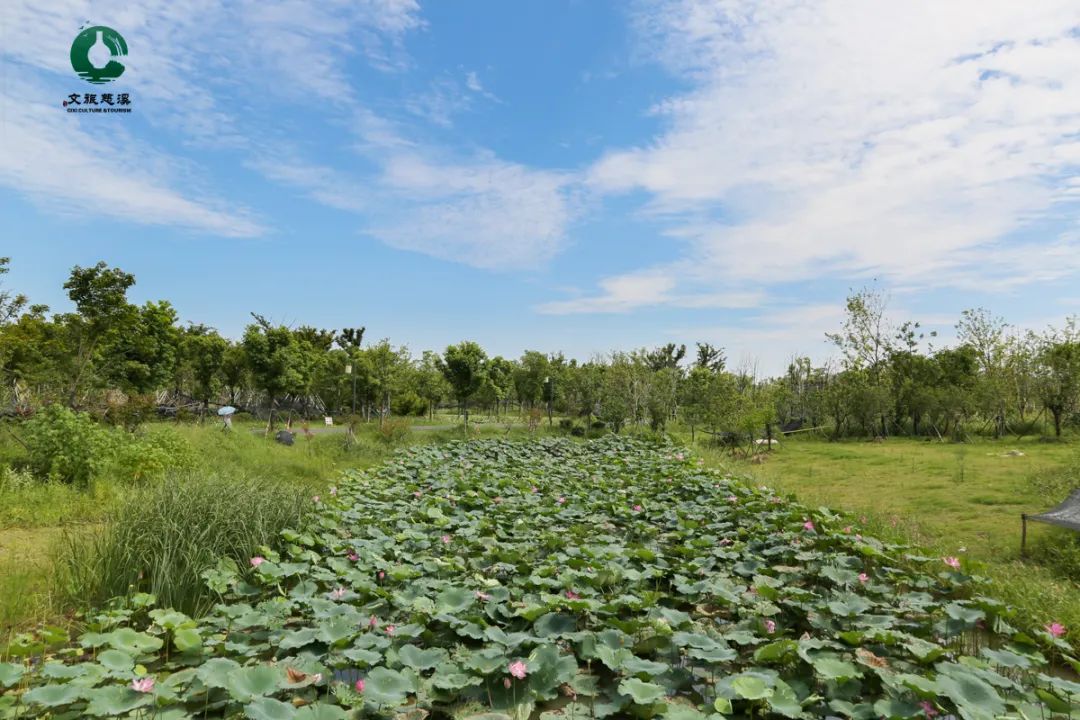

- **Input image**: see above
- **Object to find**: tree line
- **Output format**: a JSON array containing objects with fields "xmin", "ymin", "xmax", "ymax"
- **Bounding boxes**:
[{"xmin": 1, "ymin": 258, "xmax": 1079, "ymax": 441}]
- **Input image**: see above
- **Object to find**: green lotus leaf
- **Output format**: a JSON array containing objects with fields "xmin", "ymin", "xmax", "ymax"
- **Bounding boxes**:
[
  {"xmin": 23, "ymin": 683, "xmax": 84, "ymax": 707},
  {"xmin": 1, "ymin": 660, "xmax": 27, "ymax": 686},
  {"xmin": 533, "ymin": 612, "xmax": 577, "ymax": 638},
  {"xmin": 245, "ymin": 696, "xmax": 298, "ymax": 720},
  {"xmin": 97, "ymin": 649, "xmax": 134, "ymax": 673},
  {"xmin": 618, "ymin": 677, "xmax": 667, "ymax": 704},
  {"xmin": 731, "ymin": 674, "xmax": 773, "ymax": 701},
  {"xmin": 226, "ymin": 665, "xmax": 281, "ymax": 701},
  {"xmin": 174, "ymin": 628, "xmax": 203, "ymax": 653},
  {"xmin": 811, "ymin": 655, "xmax": 863, "ymax": 681},
  {"xmin": 83, "ymin": 685, "xmax": 153, "ymax": 716},
  {"xmin": 364, "ymin": 666, "xmax": 413, "ymax": 705},
  {"xmin": 398, "ymin": 644, "xmax": 448, "ymax": 670},
  {"xmin": 435, "ymin": 586, "xmax": 474, "ymax": 614},
  {"xmin": 107, "ymin": 628, "xmax": 164, "ymax": 655},
  {"xmin": 936, "ymin": 670, "xmax": 1005, "ymax": 719},
  {"xmin": 196, "ymin": 657, "xmax": 242, "ymax": 689},
  {"xmin": 295, "ymin": 704, "xmax": 350, "ymax": 720}
]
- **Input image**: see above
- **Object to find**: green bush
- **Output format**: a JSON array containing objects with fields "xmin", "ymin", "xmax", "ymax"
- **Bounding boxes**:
[
  {"xmin": 105, "ymin": 426, "xmax": 199, "ymax": 482},
  {"xmin": 376, "ymin": 417, "xmax": 411, "ymax": 445},
  {"xmin": 59, "ymin": 472, "xmax": 311, "ymax": 616},
  {"xmin": 23, "ymin": 405, "xmax": 114, "ymax": 485}
]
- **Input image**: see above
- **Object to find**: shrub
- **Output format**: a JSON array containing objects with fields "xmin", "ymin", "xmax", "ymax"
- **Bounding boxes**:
[
  {"xmin": 23, "ymin": 405, "xmax": 114, "ymax": 486},
  {"xmin": 105, "ymin": 427, "xmax": 199, "ymax": 482},
  {"xmin": 558, "ymin": 418, "xmax": 574, "ymax": 431},
  {"xmin": 391, "ymin": 390, "xmax": 427, "ymax": 417},
  {"xmin": 376, "ymin": 417, "xmax": 411, "ymax": 445},
  {"xmin": 58, "ymin": 472, "xmax": 310, "ymax": 616}
]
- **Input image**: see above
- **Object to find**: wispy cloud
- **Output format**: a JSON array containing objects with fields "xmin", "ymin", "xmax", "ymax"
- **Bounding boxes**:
[
  {"xmin": 578, "ymin": 0, "xmax": 1080, "ymax": 308},
  {"xmin": 536, "ymin": 268, "xmax": 763, "ymax": 314},
  {"xmin": 0, "ymin": 84, "xmax": 263, "ymax": 237}
]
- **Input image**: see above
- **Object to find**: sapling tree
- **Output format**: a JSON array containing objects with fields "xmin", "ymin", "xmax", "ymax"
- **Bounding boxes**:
[{"xmin": 439, "ymin": 341, "xmax": 487, "ymax": 431}]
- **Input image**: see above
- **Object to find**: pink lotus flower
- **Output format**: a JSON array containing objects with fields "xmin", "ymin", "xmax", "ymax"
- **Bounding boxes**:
[
  {"xmin": 565, "ymin": 589, "xmax": 580, "ymax": 600},
  {"xmin": 919, "ymin": 700, "xmax": 939, "ymax": 717},
  {"xmin": 508, "ymin": 660, "xmax": 528, "ymax": 679},
  {"xmin": 1046, "ymin": 622, "xmax": 1067, "ymax": 638},
  {"xmin": 770, "ymin": 497, "xmax": 782, "ymax": 504},
  {"xmin": 385, "ymin": 624, "xmax": 396, "ymax": 635},
  {"xmin": 250, "ymin": 556, "xmax": 266, "ymax": 568},
  {"xmin": 531, "ymin": 486, "xmax": 538, "ymax": 493},
  {"xmin": 130, "ymin": 677, "xmax": 155, "ymax": 693},
  {"xmin": 632, "ymin": 504, "xmax": 643, "ymax": 512},
  {"xmin": 858, "ymin": 573, "xmax": 869, "ymax": 584},
  {"xmin": 493, "ymin": 496, "xmax": 503, "ymax": 504},
  {"xmin": 726, "ymin": 495, "xmax": 738, "ymax": 503},
  {"xmin": 855, "ymin": 534, "xmax": 862, "ymax": 541},
  {"xmin": 719, "ymin": 538, "xmax": 732, "ymax": 546},
  {"xmin": 348, "ymin": 553, "xmax": 359, "ymax": 562},
  {"xmin": 675, "ymin": 453, "xmax": 684, "ymax": 460},
  {"xmin": 441, "ymin": 535, "xmax": 452, "ymax": 544},
  {"xmin": 475, "ymin": 591, "xmax": 491, "ymax": 601},
  {"xmin": 503, "ymin": 677, "xmax": 512, "ymax": 688},
  {"xmin": 556, "ymin": 496, "xmax": 566, "ymax": 505},
  {"xmin": 329, "ymin": 487, "xmax": 337, "ymax": 496},
  {"xmin": 313, "ymin": 496, "xmax": 320, "ymax": 503},
  {"xmin": 368, "ymin": 615, "xmax": 378, "ymax": 628},
  {"xmin": 943, "ymin": 556, "xmax": 961, "ymax": 569},
  {"xmin": 843, "ymin": 526, "xmax": 852, "ymax": 534},
  {"xmin": 329, "ymin": 587, "xmax": 346, "ymax": 600},
  {"xmin": 764, "ymin": 619, "xmax": 776, "ymax": 634},
  {"xmin": 355, "ymin": 678, "xmax": 365, "ymax": 693},
  {"xmin": 803, "ymin": 520, "xmax": 815, "ymax": 532},
  {"xmin": 378, "ymin": 571, "xmax": 385, "ymax": 580},
  {"xmin": 413, "ymin": 491, "xmax": 421, "ymax": 498}
]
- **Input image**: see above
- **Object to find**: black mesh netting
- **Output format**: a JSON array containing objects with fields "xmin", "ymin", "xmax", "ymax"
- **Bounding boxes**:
[{"xmin": 1029, "ymin": 489, "xmax": 1080, "ymax": 532}]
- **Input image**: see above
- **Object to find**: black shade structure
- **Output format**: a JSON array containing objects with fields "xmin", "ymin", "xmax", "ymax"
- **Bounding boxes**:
[{"xmin": 1021, "ymin": 489, "xmax": 1080, "ymax": 555}]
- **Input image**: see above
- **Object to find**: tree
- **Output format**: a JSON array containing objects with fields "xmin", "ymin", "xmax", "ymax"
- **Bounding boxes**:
[
  {"xmin": 62, "ymin": 262, "xmax": 136, "ymax": 405},
  {"xmin": 104, "ymin": 300, "xmax": 180, "ymax": 395},
  {"xmin": 182, "ymin": 326, "xmax": 228, "ymax": 415},
  {"xmin": 694, "ymin": 342, "xmax": 726, "ymax": 372},
  {"xmin": 0, "ymin": 257, "xmax": 28, "ymax": 325},
  {"xmin": 957, "ymin": 308, "xmax": 1009, "ymax": 437},
  {"xmin": 415, "ymin": 351, "xmax": 449, "ymax": 420},
  {"xmin": 1034, "ymin": 326, "xmax": 1080, "ymax": 437},
  {"xmin": 439, "ymin": 342, "xmax": 487, "ymax": 431},
  {"xmin": 242, "ymin": 314, "xmax": 315, "ymax": 430}
]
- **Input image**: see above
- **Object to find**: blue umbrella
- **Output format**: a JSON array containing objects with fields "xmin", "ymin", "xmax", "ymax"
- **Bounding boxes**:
[{"xmin": 217, "ymin": 406, "xmax": 237, "ymax": 416}]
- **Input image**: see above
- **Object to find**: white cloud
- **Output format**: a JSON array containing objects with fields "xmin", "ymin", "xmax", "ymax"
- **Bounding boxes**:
[
  {"xmin": 582, "ymin": 0, "xmax": 1080, "ymax": 306},
  {"xmin": 0, "ymin": 85, "xmax": 263, "ymax": 237},
  {"xmin": 536, "ymin": 268, "xmax": 764, "ymax": 314},
  {"xmin": 369, "ymin": 152, "xmax": 576, "ymax": 270}
]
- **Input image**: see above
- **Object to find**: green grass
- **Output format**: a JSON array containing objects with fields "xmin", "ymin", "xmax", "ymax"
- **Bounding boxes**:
[
  {"xmin": 684, "ymin": 432, "xmax": 1080, "ymax": 644},
  {"xmin": 0, "ymin": 416, "xmax": 568, "ymax": 632},
  {"xmin": 57, "ymin": 472, "xmax": 311, "ymax": 616}
]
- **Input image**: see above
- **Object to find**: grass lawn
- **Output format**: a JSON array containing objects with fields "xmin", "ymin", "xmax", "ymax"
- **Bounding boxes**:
[{"xmin": 691, "ymin": 433, "xmax": 1080, "ymax": 647}]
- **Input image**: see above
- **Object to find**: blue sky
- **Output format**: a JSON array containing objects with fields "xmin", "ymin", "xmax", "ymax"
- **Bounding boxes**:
[{"xmin": 3, "ymin": 1, "xmax": 1080, "ymax": 374}]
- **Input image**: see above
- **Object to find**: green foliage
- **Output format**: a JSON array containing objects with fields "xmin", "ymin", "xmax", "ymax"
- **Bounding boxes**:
[
  {"xmin": 7, "ymin": 438, "xmax": 1077, "ymax": 718},
  {"xmin": 104, "ymin": 426, "xmax": 198, "ymax": 483},
  {"xmin": 23, "ymin": 405, "xmax": 112, "ymax": 486},
  {"xmin": 375, "ymin": 417, "xmax": 411, "ymax": 445},
  {"xmin": 58, "ymin": 472, "xmax": 311, "ymax": 616}
]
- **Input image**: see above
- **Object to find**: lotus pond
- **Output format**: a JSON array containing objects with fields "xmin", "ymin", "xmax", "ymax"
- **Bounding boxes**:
[{"xmin": 2, "ymin": 436, "xmax": 1078, "ymax": 719}]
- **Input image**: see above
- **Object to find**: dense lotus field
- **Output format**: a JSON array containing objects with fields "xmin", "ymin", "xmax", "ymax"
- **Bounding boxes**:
[{"xmin": 2, "ymin": 437, "xmax": 1079, "ymax": 719}]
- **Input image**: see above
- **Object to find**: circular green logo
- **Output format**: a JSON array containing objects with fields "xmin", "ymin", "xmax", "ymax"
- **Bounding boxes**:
[{"xmin": 70, "ymin": 26, "xmax": 127, "ymax": 84}]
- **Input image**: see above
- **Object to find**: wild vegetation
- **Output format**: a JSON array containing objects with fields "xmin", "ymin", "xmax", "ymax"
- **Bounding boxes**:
[
  {"xmin": 2, "ymin": 437, "xmax": 1077, "ymax": 719},
  {"xmin": 2, "ymin": 258, "xmax": 1079, "ymax": 445},
  {"xmin": 2, "ymin": 259, "xmax": 1080, "ymax": 716}
]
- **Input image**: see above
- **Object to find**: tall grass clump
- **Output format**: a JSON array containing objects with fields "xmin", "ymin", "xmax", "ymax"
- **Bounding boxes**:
[{"xmin": 59, "ymin": 472, "xmax": 310, "ymax": 617}]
